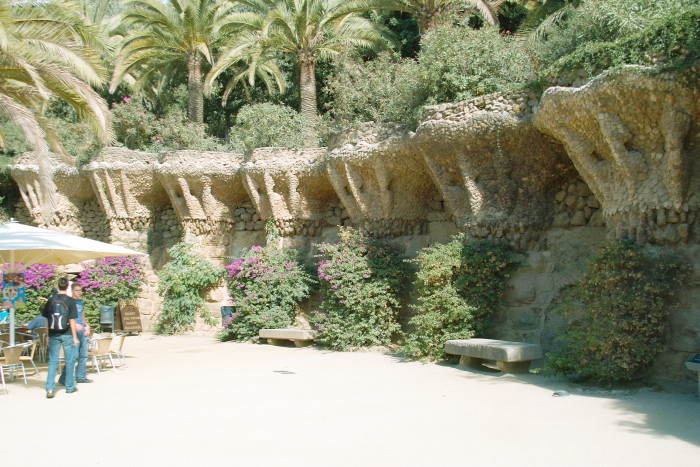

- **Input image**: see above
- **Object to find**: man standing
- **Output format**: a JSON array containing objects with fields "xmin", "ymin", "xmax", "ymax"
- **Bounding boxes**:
[
  {"xmin": 43, "ymin": 277, "xmax": 79, "ymax": 398},
  {"xmin": 58, "ymin": 282, "xmax": 92, "ymax": 385}
]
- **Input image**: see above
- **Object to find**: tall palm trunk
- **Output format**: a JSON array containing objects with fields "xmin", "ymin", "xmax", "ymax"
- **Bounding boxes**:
[
  {"xmin": 188, "ymin": 53, "xmax": 204, "ymax": 123},
  {"xmin": 299, "ymin": 57, "xmax": 318, "ymax": 147}
]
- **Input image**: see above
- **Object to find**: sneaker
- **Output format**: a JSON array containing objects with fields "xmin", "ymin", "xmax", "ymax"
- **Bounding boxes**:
[
  {"xmin": 66, "ymin": 387, "xmax": 79, "ymax": 394},
  {"xmin": 76, "ymin": 379, "xmax": 93, "ymax": 384},
  {"xmin": 46, "ymin": 391, "xmax": 55, "ymax": 399}
]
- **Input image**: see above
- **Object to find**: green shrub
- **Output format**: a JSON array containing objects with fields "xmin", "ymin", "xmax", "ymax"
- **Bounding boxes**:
[
  {"xmin": 155, "ymin": 243, "xmax": 223, "ymax": 335},
  {"xmin": 310, "ymin": 227, "xmax": 408, "ymax": 350},
  {"xmin": 0, "ymin": 119, "xmax": 31, "ymax": 155},
  {"xmin": 419, "ymin": 25, "xmax": 535, "ymax": 105},
  {"xmin": 326, "ymin": 25, "xmax": 534, "ymax": 128},
  {"xmin": 532, "ymin": 0, "xmax": 700, "ymax": 75},
  {"xmin": 218, "ymin": 224, "xmax": 314, "ymax": 342},
  {"xmin": 403, "ymin": 235, "xmax": 518, "ymax": 360},
  {"xmin": 325, "ymin": 52, "xmax": 425, "ymax": 127},
  {"xmin": 544, "ymin": 8, "xmax": 700, "ymax": 81},
  {"xmin": 547, "ymin": 239, "xmax": 691, "ymax": 386},
  {"xmin": 229, "ymin": 103, "xmax": 311, "ymax": 152},
  {"xmin": 110, "ymin": 97, "xmax": 227, "ymax": 153},
  {"xmin": 53, "ymin": 119, "xmax": 103, "ymax": 164}
]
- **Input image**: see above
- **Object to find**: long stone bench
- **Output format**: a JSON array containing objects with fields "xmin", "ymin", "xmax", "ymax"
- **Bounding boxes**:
[
  {"xmin": 259, "ymin": 329, "xmax": 317, "ymax": 347},
  {"xmin": 445, "ymin": 338, "xmax": 543, "ymax": 373}
]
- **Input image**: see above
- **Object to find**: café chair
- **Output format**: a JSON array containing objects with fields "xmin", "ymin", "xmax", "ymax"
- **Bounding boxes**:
[
  {"xmin": 0, "ymin": 344, "xmax": 28, "ymax": 388},
  {"xmin": 20, "ymin": 340, "xmax": 39, "ymax": 376},
  {"xmin": 109, "ymin": 334, "xmax": 128, "ymax": 368},
  {"xmin": 34, "ymin": 328, "xmax": 48, "ymax": 362},
  {"xmin": 88, "ymin": 336, "xmax": 115, "ymax": 374}
]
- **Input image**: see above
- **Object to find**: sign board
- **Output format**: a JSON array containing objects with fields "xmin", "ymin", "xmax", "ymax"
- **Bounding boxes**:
[
  {"xmin": 117, "ymin": 299, "xmax": 142, "ymax": 333},
  {"xmin": 2, "ymin": 273, "xmax": 26, "ymax": 309}
]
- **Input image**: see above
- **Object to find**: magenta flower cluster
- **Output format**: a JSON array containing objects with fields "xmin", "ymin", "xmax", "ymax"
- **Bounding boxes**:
[
  {"xmin": 1, "ymin": 263, "xmax": 57, "ymax": 289},
  {"xmin": 76, "ymin": 256, "xmax": 145, "ymax": 293}
]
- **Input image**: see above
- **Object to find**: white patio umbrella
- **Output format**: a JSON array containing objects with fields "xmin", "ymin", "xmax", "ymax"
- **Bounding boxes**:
[{"xmin": 0, "ymin": 220, "xmax": 148, "ymax": 345}]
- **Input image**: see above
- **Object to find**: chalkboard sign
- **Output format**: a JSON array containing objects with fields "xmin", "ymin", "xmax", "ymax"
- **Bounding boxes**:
[{"xmin": 117, "ymin": 299, "xmax": 142, "ymax": 333}]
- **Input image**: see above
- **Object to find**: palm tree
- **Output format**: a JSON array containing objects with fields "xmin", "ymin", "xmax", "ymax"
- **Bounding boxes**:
[
  {"xmin": 346, "ymin": 0, "xmax": 503, "ymax": 34},
  {"xmin": 110, "ymin": 0, "xmax": 237, "ymax": 123},
  {"xmin": 0, "ymin": 0, "xmax": 112, "ymax": 214},
  {"xmin": 212, "ymin": 0, "xmax": 393, "ymax": 145}
]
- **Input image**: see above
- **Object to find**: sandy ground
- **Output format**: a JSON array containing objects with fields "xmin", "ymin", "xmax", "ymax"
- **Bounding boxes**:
[{"xmin": 2, "ymin": 333, "xmax": 700, "ymax": 467}]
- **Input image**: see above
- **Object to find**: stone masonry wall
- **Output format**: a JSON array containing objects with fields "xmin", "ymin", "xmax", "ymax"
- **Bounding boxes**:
[{"xmin": 9, "ymin": 66, "xmax": 700, "ymax": 388}]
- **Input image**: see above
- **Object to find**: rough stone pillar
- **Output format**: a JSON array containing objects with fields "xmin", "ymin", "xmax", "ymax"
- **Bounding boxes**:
[{"xmin": 535, "ymin": 67, "xmax": 700, "ymax": 245}]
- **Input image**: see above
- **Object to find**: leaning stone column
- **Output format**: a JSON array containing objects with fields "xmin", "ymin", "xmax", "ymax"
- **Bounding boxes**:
[
  {"xmin": 10, "ymin": 152, "xmax": 92, "ymax": 236},
  {"xmin": 535, "ymin": 67, "xmax": 700, "ymax": 245}
]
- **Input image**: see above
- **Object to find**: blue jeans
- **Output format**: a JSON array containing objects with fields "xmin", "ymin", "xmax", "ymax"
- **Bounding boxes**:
[
  {"xmin": 59, "ymin": 332, "xmax": 88, "ymax": 383},
  {"xmin": 46, "ymin": 334, "xmax": 77, "ymax": 392}
]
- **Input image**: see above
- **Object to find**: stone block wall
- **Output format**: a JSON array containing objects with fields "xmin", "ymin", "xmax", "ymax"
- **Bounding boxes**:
[{"xmin": 9, "ymin": 66, "xmax": 700, "ymax": 387}]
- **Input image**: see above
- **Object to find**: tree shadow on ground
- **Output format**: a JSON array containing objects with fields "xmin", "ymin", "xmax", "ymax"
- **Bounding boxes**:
[{"xmin": 386, "ymin": 350, "xmax": 700, "ymax": 447}]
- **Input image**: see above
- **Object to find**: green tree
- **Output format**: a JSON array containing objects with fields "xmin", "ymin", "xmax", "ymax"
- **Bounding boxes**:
[
  {"xmin": 0, "ymin": 0, "xmax": 112, "ymax": 214},
  {"xmin": 110, "ymin": 0, "xmax": 237, "ymax": 123},
  {"xmin": 212, "ymin": 0, "xmax": 393, "ymax": 146}
]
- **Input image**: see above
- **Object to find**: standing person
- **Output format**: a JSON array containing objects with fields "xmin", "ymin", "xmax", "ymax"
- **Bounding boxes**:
[
  {"xmin": 58, "ymin": 282, "xmax": 92, "ymax": 384},
  {"xmin": 42, "ymin": 277, "xmax": 79, "ymax": 398}
]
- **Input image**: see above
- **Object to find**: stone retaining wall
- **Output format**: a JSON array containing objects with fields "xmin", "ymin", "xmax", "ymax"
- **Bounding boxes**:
[{"xmin": 9, "ymin": 66, "xmax": 700, "ymax": 388}]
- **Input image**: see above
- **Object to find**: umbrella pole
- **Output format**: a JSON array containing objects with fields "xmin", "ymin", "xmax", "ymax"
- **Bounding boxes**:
[{"xmin": 9, "ymin": 307, "xmax": 15, "ymax": 346}]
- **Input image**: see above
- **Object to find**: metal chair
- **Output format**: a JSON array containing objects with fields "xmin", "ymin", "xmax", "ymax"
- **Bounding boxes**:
[
  {"xmin": 109, "ymin": 334, "xmax": 128, "ymax": 368},
  {"xmin": 0, "ymin": 344, "xmax": 28, "ymax": 389},
  {"xmin": 20, "ymin": 340, "xmax": 39, "ymax": 376},
  {"xmin": 88, "ymin": 337, "xmax": 115, "ymax": 374},
  {"xmin": 34, "ymin": 328, "xmax": 48, "ymax": 363}
]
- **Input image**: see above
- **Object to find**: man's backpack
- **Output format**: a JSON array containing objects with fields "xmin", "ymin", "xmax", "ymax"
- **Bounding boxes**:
[{"xmin": 48, "ymin": 298, "xmax": 70, "ymax": 331}]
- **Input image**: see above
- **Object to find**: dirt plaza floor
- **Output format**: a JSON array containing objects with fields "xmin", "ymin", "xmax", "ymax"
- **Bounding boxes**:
[{"xmin": 2, "ymin": 332, "xmax": 700, "ymax": 466}]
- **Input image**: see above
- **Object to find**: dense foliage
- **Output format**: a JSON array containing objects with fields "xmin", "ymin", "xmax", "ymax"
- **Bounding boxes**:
[
  {"xmin": 111, "ymin": 97, "xmax": 228, "ymax": 154},
  {"xmin": 218, "ymin": 225, "xmax": 314, "ymax": 341},
  {"xmin": 75, "ymin": 256, "xmax": 146, "ymax": 328},
  {"xmin": 419, "ymin": 23, "xmax": 535, "ymax": 105},
  {"xmin": 531, "ymin": 0, "xmax": 698, "ymax": 66},
  {"xmin": 403, "ymin": 235, "xmax": 518, "ymax": 360},
  {"xmin": 229, "ymin": 103, "xmax": 311, "ymax": 152},
  {"xmin": 0, "ymin": 0, "xmax": 695, "ymax": 164},
  {"xmin": 548, "ymin": 239, "xmax": 690, "ymax": 386},
  {"xmin": 310, "ymin": 227, "xmax": 408, "ymax": 350},
  {"xmin": 155, "ymin": 243, "xmax": 223, "ymax": 335},
  {"xmin": 326, "ymin": 24, "xmax": 534, "ymax": 127}
]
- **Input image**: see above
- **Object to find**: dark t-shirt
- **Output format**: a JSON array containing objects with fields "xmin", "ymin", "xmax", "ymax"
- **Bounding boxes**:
[{"xmin": 41, "ymin": 294, "xmax": 78, "ymax": 336}]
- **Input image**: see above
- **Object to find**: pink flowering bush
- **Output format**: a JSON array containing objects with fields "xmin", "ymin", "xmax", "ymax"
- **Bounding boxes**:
[
  {"xmin": 219, "ymin": 240, "xmax": 314, "ymax": 342},
  {"xmin": 310, "ymin": 227, "xmax": 408, "ymax": 350},
  {"xmin": 76, "ymin": 256, "xmax": 145, "ymax": 327},
  {"xmin": 1, "ymin": 263, "xmax": 57, "ymax": 323}
]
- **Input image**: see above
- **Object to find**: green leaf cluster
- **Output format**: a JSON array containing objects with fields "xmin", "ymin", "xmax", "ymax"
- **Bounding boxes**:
[
  {"xmin": 547, "ymin": 239, "xmax": 691, "ymax": 386},
  {"xmin": 310, "ymin": 227, "xmax": 408, "ymax": 350},
  {"xmin": 110, "ymin": 98, "xmax": 228, "ymax": 154},
  {"xmin": 534, "ymin": 0, "xmax": 700, "ymax": 81},
  {"xmin": 403, "ymin": 234, "xmax": 518, "ymax": 360},
  {"xmin": 228, "ymin": 103, "xmax": 312, "ymax": 153},
  {"xmin": 326, "ymin": 25, "xmax": 534, "ymax": 128},
  {"xmin": 155, "ymin": 242, "xmax": 224, "ymax": 335}
]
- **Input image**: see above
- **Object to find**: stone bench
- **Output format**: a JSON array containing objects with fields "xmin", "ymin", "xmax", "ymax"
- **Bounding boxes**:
[
  {"xmin": 445, "ymin": 338, "xmax": 543, "ymax": 373},
  {"xmin": 259, "ymin": 329, "xmax": 316, "ymax": 347},
  {"xmin": 685, "ymin": 361, "xmax": 700, "ymax": 398}
]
